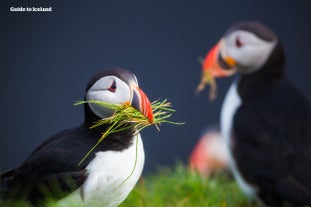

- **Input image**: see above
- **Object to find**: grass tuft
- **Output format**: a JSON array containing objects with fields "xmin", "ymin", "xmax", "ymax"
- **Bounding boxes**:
[
  {"xmin": 75, "ymin": 99, "xmax": 184, "ymax": 165},
  {"xmin": 196, "ymin": 70, "xmax": 218, "ymax": 101},
  {"xmin": 120, "ymin": 164, "xmax": 256, "ymax": 207},
  {"xmin": 1, "ymin": 164, "xmax": 258, "ymax": 207}
]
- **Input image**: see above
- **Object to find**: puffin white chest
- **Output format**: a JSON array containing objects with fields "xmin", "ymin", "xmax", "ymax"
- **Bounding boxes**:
[
  {"xmin": 221, "ymin": 80, "xmax": 241, "ymax": 147},
  {"xmin": 221, "ymin": 81, "xmax": 258, "ymax": 198},
  {"xmin": 58, "ymin": 134, "xmax": 145, "ymax": 207}
]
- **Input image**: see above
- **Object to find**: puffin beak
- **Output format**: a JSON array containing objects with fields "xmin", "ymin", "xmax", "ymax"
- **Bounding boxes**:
[
  {"xmin": 131, "ymin": 84, "xmax": 154, "ymax": 124},
  {"xmin": 197, "ymin": 39, "xmax": 237, "ymax": 99},
  {"xmin": 202, "ymin": 39, "xmax": 237, "ymax": 78}
]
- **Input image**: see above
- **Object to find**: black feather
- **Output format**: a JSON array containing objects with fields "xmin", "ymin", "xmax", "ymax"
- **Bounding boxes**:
[{"xmin": 233, "ymin": 59, "xmax": 311, "ymax": 206}]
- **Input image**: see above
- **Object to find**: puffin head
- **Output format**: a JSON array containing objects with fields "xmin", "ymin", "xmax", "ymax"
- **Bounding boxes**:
[
  {"xmin": 201, "ymin": 21, "xmax": 284, "ymax": 79},
  {"xmin": 84, "ymin": 68, "xmax": 154, "ymax": 124}
]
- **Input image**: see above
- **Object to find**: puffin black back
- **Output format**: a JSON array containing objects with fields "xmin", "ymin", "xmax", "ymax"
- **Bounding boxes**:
[{"xmin": 1, "ymin": 125, "xmax": 134, "ymax": 204}]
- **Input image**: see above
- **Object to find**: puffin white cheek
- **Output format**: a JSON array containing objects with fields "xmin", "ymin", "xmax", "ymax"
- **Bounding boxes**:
[
  {"xmin": 86, "ymin": 91, "xmax": 115, "ymax": 118},
  {"xmin": 86, "ymin": 91, "xmax": 128, "ymax": 104},
  {"xmin": 235, "ymin": 47, "xmax": 263, "ymax": 68},
  {"xmin": 85, "ymin": 86, "xmax": 131, "ymax": 118},
  {"xmin": 89, "ymin": 103, "xmax": 115, "ymax": 118},
  {"xmin": 230, "ymin": 42, "xmax": 276, "ymax": 73}
]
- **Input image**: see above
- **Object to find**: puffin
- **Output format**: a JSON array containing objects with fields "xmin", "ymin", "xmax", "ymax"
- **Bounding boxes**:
[
  {"xmin": 0, "ymin": 68, "xmax": 153, "ymax": 207},
  {"xmin": 189, "ymin": 127, "xmax": 229, "ymax": 177},
  {"xmin": 199, "ymin": 21, "xmax": 311, "ymax": 206}
]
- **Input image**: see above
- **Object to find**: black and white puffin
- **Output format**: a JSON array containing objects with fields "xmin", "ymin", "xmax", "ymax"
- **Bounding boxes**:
[
  {"xmin": 0, "ymin": 68, "xmax": 153, "ymax": 207},
  {"xmin": 199, "ymin": 21, "xmax": 311, "ymax": 206}
]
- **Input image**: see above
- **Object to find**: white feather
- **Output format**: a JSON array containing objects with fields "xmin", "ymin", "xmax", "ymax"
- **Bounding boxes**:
[
  {"xmin": 221, "ymin": 80, "xmax": 258, "ymax": 199},
  {"xmin": 56, "ymin": 134, "xmax": 144, "ymax": 207}
]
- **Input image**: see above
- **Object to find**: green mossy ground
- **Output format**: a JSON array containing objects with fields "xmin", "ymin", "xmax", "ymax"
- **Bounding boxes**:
[{"xmin": 1, "ymin": 164, "xmax": 257, "ymax": 207}]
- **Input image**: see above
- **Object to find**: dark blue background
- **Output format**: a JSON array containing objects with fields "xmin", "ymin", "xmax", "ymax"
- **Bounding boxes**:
[{"xmin": 1, "ymin": 0, "xmax": 311, "ymax": 174}]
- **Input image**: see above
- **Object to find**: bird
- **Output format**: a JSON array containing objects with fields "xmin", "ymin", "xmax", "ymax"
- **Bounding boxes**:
[
  {"xmin": 198, "ymin": 21, "xmax": 311, "ymax": 206},
  {"xmin": 0, "ymin": 68, "xmax": 154, "ymax": 207},
  {"xmin": 189, "ymin": 127, "xmax": 229, "ymax": 177}
]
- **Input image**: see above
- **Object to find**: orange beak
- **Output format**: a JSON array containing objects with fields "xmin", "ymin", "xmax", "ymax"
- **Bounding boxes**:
[
  {"xmin": 131, "ymin": 85, "xmax": 154, "ymax": 123},
  {"xmin": 202, "ymin": 40, "xmax": 237, "ymax": 77},
  {"xmin": 197, "ymin": 39, "xmax": 237, "ymax": 100},
  {"xmin": 203, "ymin": 43, "xmax": 227, "ymax": 77}
]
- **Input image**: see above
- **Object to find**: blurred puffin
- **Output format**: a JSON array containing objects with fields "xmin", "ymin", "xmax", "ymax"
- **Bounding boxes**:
[
  {"xmin": 198, "ymin": 21, "xmax": 311, "ymax": 206},
  {"xmin": 0, "ymin": 68, "xmax": 153, "ymax": 207},
  {"xmin": 189, "ymin": 127, "xmax": 229, "ymax": 177}
]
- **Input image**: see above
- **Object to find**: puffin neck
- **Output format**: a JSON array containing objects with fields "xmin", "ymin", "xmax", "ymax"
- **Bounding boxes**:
[
  {"xmin": 82, "ymin": 103, "xmax": 136, "ymax": 148},
  {"xmin": 237, "ymin": 42, "xmax": 286, "ymax": 100},
  {"xmin": 83, "ymin": 102, "xmax": 103, "ymax": 127}
]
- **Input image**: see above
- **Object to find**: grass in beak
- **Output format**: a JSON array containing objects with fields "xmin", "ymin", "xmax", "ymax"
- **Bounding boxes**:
[
  {"xmin": 74, "ymin": 99, "xmax": 184, "ymax": 165},
  {"xmin": 196, "ymin": 56, "xmax": 218, "ymax": 101},
  {"xmin": 196, "ymin": 70, "xmax": 217, "ymax": 101}
]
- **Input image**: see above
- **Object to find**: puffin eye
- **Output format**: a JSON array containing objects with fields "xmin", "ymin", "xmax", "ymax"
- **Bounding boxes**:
[
  {"xmin": 108, "ymin": 80, "xmax": 117, "ymax": 92},
  {"xmin": 235, "ymin": 37, "xmax": 243, "ymax": 48}
]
